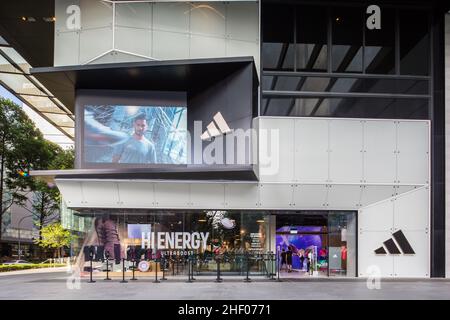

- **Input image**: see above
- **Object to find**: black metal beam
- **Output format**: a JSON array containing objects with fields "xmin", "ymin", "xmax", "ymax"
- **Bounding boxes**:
[
  {"xmin": 310, "ymin": 45, "xmax": 361, "ymax": 116},
  {"xmin": 285, "ymin": 44, "xmax": 324, "ymax": 116},
  {"xmin": 262, "ymin": 43, "xmax": 290, "ymax": 115}
]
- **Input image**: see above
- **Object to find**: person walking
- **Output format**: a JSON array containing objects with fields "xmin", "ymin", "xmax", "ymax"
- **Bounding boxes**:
[
  {"xmin": 280, "ymin": 248, "xmax": 287, "ymax": 272},
  {"xmin": 299, "ymin": 252, "xmax": 305, "ymax": 271},
  {"xmin": 286, "ymin": 246, "xmax": 293, "ymax": 273}
]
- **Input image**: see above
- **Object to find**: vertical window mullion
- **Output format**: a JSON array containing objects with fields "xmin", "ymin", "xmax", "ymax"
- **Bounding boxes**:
[
  {"xmin": 362, "ymin": 7, "xmax": 366, "ymax": 74},
  {"xmin": 327, "ymin": 7, "xmax": 332, "ymax": 73},
  {"xmin": 293, "ymin": 5, "xmax": 297, "ymax": 72},
  {"xmin": 395, "ymin": 8, "xmax": 400, "ymax": 75}
]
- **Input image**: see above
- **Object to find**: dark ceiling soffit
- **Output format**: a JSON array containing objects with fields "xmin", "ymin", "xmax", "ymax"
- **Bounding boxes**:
[
  {"xmin": 30, "ymin": 57, "xmax": 258, "ymax": 113},
  {"xmin": 30, "ymin": 165, "xmax": 258, "ymax": 182},
  {"xmin": 0, "ymin": 0, "xmax": 54, "ymax": 67},
  {"xmin": 261, "ymin": 0, "xmax": 450, "ymax": 11}
]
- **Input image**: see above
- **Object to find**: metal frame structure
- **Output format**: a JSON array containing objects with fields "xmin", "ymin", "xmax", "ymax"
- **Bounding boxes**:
[
  {"xmin": 261, "ymin": 3, "xmax": 432, "ymax": 119},
  {"xmin": 0, "ymin": 40, "xmax": 74, "ymax": 141}
]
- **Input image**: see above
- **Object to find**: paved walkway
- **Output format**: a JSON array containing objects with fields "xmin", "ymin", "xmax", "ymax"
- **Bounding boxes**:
[
  {"xmin": 1, "ymin": 271, "xmax": 450, "ymax": 299},
  {"xmin": 0, "ymin": 267, "xmax": 68, "ymax": 276}
]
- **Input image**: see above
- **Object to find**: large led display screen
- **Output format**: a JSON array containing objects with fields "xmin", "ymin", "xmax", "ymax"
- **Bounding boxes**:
[{"xmin": 84, "ymin": 105, "xmax": 187, "ymax": 165}]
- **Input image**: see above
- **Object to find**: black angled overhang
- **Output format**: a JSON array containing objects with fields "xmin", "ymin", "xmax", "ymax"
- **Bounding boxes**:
[{"xmin": 30, "ymin": 56, "xmax": 259, "ymax": 113}]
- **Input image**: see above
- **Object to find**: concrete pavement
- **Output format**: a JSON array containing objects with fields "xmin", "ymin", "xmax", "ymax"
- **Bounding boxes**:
[{"xmin": 1, "ymin": 271, "xmax": 450, "ymax": 299}]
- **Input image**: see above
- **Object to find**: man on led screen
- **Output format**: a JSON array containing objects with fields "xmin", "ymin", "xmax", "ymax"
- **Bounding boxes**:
[{"xmin": 112, "ymin": 113, "xmax": 157, "ymax": 164}]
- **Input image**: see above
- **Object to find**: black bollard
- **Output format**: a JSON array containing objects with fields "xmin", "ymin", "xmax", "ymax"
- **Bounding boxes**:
[
  {"xmin": 88, "ymin": 254, "xmax": 95, "ymax": 283},
  {"xmin": 244, "ymin": 252, "xmax": 251, "ymax": 282},
  {"xmin": 120, "ymin": 258, "xmax": 128, "ymax": 283},
  {"xmin": 153, "ymin": 258, "xmax": 160, "ymax": 283},
  {"xmin": 215, "ymin": 256, "xmax": 222, "ymax": 283},
  {"xmin": 130, "ymin": 260, "xmax": 137, "ymax": 281},
  {"xmin": 104, "ymin": 256, "xmax": 111, "ymax": 281}
]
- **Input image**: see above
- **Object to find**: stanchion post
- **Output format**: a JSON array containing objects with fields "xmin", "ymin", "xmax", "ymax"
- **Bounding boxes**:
[
  {"xmin": 276, "ymin": 248, "xmax": 282, "ymax": 282},
  {"xmin": 270, "ymin": 252, "xmax": 276, "ymax": 280},
  {"xmin": 191, "ymin": 254, "xmax": 196, "ymax": 281},
  {"xmin": 120, "ymin": 258, "xmax": 128, "ymax": 283},
  {"xmin": 215, "ymin": 254, "xmax": 223, "ymax": 283},
  {"xmin": 104, "ymin": 255, "xmax": 111, "ymax": 281},
  {"xmin": 186, "ymin": 256, "xmax": 193, "ymax": 283},
  {"xmin": 88, "ymin": 254, "xmax": 95, "ymax": 283},
  {"xmin": 161, "ymin": 255, "xmax": 167, "ymax": 280},
  {"xmin": 244, "ymin": 252, "xmax": 251, "ymax": 283},
  {"xmin": 153, "ymin": 258, "xmax": 160, "ymax": 283},
  {"xmin": 172, "ymin": 257, "xmax": 175, "ymax": 276},
  {"xmin": 131, "ymin": 259, "xmax": 137, "ymax": 281}
]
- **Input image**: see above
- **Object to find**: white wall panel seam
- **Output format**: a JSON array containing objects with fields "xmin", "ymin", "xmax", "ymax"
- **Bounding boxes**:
[
  {"xmin": 359, "ymin": 185, "xmax": 429, "ymax": 211},
  {"xmin": 293, "ymin": 117, "xmax": 296, "ymax": 182},
  {"xmin": 362, "ymin": 120, "xmax": 365, "ymax": 184},
  {"xmin": 327, "ymin": 119, "xmax": 331, "ymax": 183},
  {"xmin": 115, "ymin": 182, "xmax": 121, "ymax": 206}
]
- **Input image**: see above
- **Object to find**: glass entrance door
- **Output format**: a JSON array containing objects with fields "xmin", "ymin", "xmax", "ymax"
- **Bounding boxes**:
[
  {"xmin": 276, "ymin": 227, "xmax": 328, "ymax": 277},
  {"xmin": 275, "ymin": 211, "xmax": 356, "ymax": 278}
]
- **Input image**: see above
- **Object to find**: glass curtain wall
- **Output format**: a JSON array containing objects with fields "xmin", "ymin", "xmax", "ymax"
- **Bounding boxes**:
[
  {"xmin": 262, "ymin": 2, "xmax": 431, "ymax": 119},
  {"xmin": 275, "ymin": 211, "xmax": 357, "ymax": 277},
  {"xmin": 74, "ymin": 210, "xmax": 272, "ymax": 276}
]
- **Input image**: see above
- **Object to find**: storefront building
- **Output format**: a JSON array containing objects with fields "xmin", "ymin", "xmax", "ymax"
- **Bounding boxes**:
[{"xmin": 10, "ymin": 0, "xmax": 447, "ymax": 278}]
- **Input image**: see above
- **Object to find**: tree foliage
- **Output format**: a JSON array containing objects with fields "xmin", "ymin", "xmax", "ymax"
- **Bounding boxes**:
[
  {"xmin": 0, "ymin": 98, "xmax": 43, "ymax": 237},
  {"xmin": 34, "ymin": 223, "xmax": 74, "ymax": 258},
  {"xmin": 0, "ymin": 97, "xmax": 75, "ymax": 241}
]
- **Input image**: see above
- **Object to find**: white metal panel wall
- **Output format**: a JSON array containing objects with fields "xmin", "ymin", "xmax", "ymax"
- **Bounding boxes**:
[
  {"xmin": 257, "ymin": 117, "xmax": 430, "ymax": 186},
  {"xmin": 358, "ymin": 187, "xmax": 430, "ymax": 278},
  {"xmin": 363, "ymin": 120, "xmax": 396, "ymax": 183},
  {"xmin": 396, "ymin": 121, "xmax": 430, "ymax": 184},
  {"xmin": 117, "ymin": 182, "xmax": 155, "ymax": 207},
  {"xmin": 294, "ymin": 119, "xmax": 328, "ymax": 182},
  {"xmin": 329, "ymin": 120, "xmax": 363, "ymax": 183},
  {"xmin": 56, "ymin": 180, "xmax": 84, "ymax": 207},
  {"xmin": 258, "ymin": 118, "xmax": 294, "ymax": 182},
  {"xmin": 54, "ymin": 1, "xmax": 260, "ymax": 69},
  {"xmin": 80, "ymin": 181, "xmax": 120, "ymax": 207}
]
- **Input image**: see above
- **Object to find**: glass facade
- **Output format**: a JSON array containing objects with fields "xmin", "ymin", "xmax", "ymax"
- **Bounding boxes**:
[
  {"xmin": 261, "ymin": 3, "xmax": 431, "ymax": 119},
  {"xmin": 71, "ymin": 210, "xmax": 356, "ymax": 278},
  {"xmin": 275, "ymin": 212, "xmax": 356, "ymax": 277},
  {"xmin": 0, "ymin": 47, "xmax": 74, "ymax": 139}
]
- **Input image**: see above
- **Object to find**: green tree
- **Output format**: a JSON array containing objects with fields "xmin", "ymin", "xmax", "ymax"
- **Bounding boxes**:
[
  {"xmin": 23, "ymin": 142, "xmax": 74, "ymax": 240},
  {"xmin": 0, "ymin": 98, "xmax": 44, "ymax": 240},
  {"xmin": 34, "ymin": 223, "xmax": 74, "ymax": 258}
]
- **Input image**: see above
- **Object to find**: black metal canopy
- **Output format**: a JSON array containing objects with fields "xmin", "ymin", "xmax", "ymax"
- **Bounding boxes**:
[
  {"xmin": 30, "ymin": 57, "xmax": 258, "ymax": 113},
  {"xmin": 30, "ymin": 165, "xmax": 258, "ymax": 182}
]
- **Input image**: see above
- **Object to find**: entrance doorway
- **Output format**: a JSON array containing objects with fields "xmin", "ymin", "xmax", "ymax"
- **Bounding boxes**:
[{"xmin": 275, "ymin": 211, "xmax": 356, "ymax": 278}]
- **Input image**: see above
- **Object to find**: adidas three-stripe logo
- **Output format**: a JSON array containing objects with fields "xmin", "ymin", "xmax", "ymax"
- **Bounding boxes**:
[
  {"xmin": 374, "ymin": 230, "xmax": 415, "ymax": 255},
  {"xmin": 201, "ymin": 112, "xmax": 232, "ymax": 141}
]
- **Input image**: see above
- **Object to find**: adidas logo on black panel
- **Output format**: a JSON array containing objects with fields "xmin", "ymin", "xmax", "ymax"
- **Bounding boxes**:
[
  {"xmin": 374, "ymin": 230, "xmax": 415, "ymax": 255},
  {"xmin": 201, "ymin": 112, "xmax": 232, "ymax": 141}
]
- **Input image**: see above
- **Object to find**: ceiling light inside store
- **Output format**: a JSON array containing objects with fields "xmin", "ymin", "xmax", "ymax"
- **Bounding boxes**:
[
  {"xmin": 21, "ymin": 16, "xmax": 36, "ymax": 22},
  {"xmin": 43, "ymin": 17, "xmax": 56, "ymax": 22}
]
